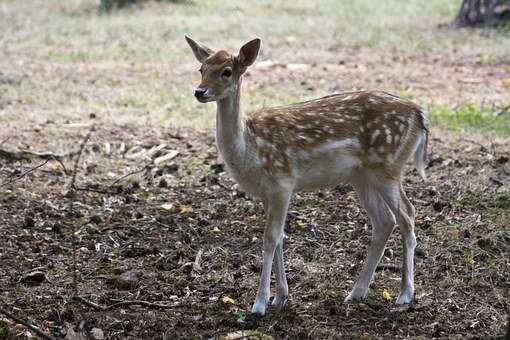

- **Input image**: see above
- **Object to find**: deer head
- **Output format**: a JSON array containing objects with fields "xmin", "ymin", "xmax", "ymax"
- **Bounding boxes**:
[{"xmin": 185, "ymin": 36, "xmax": 260, "ymax": 103}]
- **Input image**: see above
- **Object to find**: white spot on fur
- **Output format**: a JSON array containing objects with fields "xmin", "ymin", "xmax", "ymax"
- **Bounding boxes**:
[{"xmin": 315, "ymin": 138, "xmax": 360, "ymax": 153}]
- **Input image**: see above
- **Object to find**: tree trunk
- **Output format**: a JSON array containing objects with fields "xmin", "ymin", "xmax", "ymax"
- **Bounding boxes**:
[
  {"xmin": 454, "ymin": 0, "xmax": 510, "ymax": 27},
  {"xmin": 99, "ymin": 0, "xmax": 186, "ymax": 11},
  {"xmin": 100, "ymin": 0, "xmax": 137, "ymax": 11}
]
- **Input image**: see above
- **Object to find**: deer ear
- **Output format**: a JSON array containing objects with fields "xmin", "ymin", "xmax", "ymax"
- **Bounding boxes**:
[
  {"xmin": 239, "ymin": 38, "xmax": 261, "ymax": 68},
  {"xmin": 185, "ymin": 36, "xmax": 214, "ymax": 63}
]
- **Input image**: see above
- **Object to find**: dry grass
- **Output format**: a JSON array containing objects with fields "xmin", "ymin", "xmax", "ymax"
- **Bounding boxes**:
[{"xmin": 1, "ymin": 0, "xmax": 509, "ymax": 132}]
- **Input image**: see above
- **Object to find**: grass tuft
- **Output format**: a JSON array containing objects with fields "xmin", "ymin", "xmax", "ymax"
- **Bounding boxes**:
[{"xmin": 431, "ymin": 103, "xmax": 510, "ymax": 137}]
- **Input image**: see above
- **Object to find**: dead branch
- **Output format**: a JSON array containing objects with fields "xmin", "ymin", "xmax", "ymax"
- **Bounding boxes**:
[
  {"xmin": 0, "ymin": 159, "xmax": 49, "ymax": 186},
  {"xmin": 0, "ymin": 148, "xmax": 79, "ymax": 162},
  {"xmin": 0, "ymin": 305, "xmax": 56, "ymax": 340},
  {"xmin": 72, "ymin": 295, "xmax": 179, "ymax": 311}
]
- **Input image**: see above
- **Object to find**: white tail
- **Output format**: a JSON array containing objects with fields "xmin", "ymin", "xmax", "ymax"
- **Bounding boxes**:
[{"xmin": 186, "ymin": 36, "xmax": 428, "ymax": 316}]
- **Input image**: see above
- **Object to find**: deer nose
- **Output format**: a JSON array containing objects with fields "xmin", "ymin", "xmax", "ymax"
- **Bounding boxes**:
[{"xmin": 194, "ymin": 88, "xmax": 207, "ymax": 99}]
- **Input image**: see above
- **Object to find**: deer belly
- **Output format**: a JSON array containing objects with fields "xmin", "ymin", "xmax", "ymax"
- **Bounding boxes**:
[{"xmin": 294, "ymin": 154, "xmax": 360, "ymax": 191}]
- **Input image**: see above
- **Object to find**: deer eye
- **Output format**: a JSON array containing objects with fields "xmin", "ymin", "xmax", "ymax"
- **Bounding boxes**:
[{"xmin": 222, "ymin": 68, "xmax": 232, "ymax": 78}]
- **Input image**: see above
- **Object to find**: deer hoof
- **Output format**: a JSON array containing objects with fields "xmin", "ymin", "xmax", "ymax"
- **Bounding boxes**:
[
  {"xmin": 250, "ymin": 301, "xmax": 267, "ymax": 317},
  {"xmin": 344, "ymin": 289, "xmax": 367, "ymax": 303},
  {"xmin": 271, "ymin": 295, "xmax": 288, "ymax": 310}
]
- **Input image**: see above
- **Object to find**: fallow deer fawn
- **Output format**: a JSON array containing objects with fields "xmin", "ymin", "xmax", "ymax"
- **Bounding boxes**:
[{"xmin": 185, "ymin": 37, "xmax": 428, "ymax": 317}]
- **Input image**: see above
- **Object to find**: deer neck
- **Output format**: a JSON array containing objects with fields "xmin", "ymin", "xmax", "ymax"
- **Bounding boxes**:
[{"xmin": 215, "ymin": 79, "xmax": 246, "ymax": 167}]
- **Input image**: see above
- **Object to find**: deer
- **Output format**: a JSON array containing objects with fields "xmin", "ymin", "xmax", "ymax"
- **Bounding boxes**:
[{"xmin": 185, "ymin": 36, "xmax": 429, "ymax": 317}]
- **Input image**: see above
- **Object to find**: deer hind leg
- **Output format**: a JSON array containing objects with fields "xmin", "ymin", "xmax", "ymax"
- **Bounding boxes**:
[
  {"xmin": 271, "ymin": 240, "xmax": 288, "ymax": 309},
  {"xmin": 251, "ymin": 189, "xmax": 291, "ymax": 316},
  {"xmin": 400, "ymin": 185, "xmax": 415, "ymax": 221},
  {"xmin": 345, "ymin": 177, "xmax": 396, "ymax": 302},
  {"xmin": 375, "ymin": 181, "xmax": 417, "ymax": 304},
  {"xmin": 394, "ymin": 185, "xmax": 417, "ymax": 304}
]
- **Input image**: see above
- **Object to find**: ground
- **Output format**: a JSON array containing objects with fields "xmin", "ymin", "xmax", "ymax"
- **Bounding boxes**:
[{"xmin": 0, "ymin": 1, "xmax": 509, "ymax": 339}]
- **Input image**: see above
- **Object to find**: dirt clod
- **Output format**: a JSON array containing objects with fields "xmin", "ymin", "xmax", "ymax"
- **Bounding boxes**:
[{"xmin": 115, "ymin": 271, "xmax": 140, "ymax": 290}]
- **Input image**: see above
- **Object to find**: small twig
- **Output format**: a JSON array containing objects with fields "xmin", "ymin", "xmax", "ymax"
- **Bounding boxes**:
[
  {"xmin": 109, "ymin": 165, "xmax": 149, "ymax": 187},
  {"xmin": 0, "ymin": 159, "xmax": 49, "ymax": 186},
  {"xmin": 69, "ymin": 126, "xmax": 95, "ymax": 190},
  {"xmin": 193, "ymin": 249, "xmax": 204, "ymax": 272},
  {"xmin": 0, "ymin": 137, "xmax": 9, "ymax": 146},
  {"xmin": 71, "ymin": 185, "xmax": 117, "ymax": 195},
  {"xmin": 460, "ymin": 138, "xmax": 489, "ymax": 152},
  {"xmin": 0, "ymin": 305, "xmax": 56, "ymax": 340},
  {"xmin": 71, "ymin": 229, "xmax": 79, "ymax": 298},
  {"xmin": 73, "ymin": 163, "xmax": 150, "ymax": 194},
  {"xmin": 67, "ymin": 126, "xmax": 146, "ymax": 194},
  {"xmin": 72, "ymin": 296, "xmax": 105, "ymax": 311},
  {"xmin": 496, "ymin": 104, "xmax": 510, "ymax": 116},
  {"xmin": 105, "ymin": 300, "xmax": 178, "ymax": 310}
]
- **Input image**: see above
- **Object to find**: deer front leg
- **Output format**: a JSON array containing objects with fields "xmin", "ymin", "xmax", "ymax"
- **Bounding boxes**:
[
  {"xmin": 251, "ymin": 190, "xmax": 291, "ymax": 317},
  {"xmin": 261, "ymin": 198, "xmax": 289, "ymax": 310}
]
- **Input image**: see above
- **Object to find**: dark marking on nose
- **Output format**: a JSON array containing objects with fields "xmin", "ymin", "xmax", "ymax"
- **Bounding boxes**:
[{"xmin": 195, "ymin": 88, "xmax": 206, "ymax": 99}]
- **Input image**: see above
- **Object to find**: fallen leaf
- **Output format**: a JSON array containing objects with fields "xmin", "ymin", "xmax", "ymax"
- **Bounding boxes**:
[
  {"xmin": 286, "ymin": 63, "xmax": 310, "ymax": 71},
  {"xmin": 212, "ymin": 226, "xmax": 221, "ymax": 234},
  {"xmin": 90, "ymin": 328, "xmax": 104, "ymax": 340},
  {"xmin": 148, "ymin": 143, "xmax": 168, "ymax": 157},
  {"xmin": 503, "ymin": 77, "xmax": 510, "ymax": 89},
  {"xmin": 382, "ymin": 289, "xmax": 392, "ymax": 301},
  {"xmin": 296, "ymin": 220, "xmax": 307, "ymax": 229},
  {"xmin": 160, "ymin": 203, "xmax": 173, "ymax": 210},
  {"xmin": 222, "ymin": 296, "xmax": 235, "ymax": 305},
  {"xmin": 219, "ymin": 330, "xmax": 274, "ymax": 340},
  {"xmin": 180, "ymin": 206, "xmax": 193, "ymax": 214},
  {"xmin": 154, "ymin": 150, "xmax": 179, "ymax": 165},
  {"xmin": 125, "ymin": 146, "xmax": 146, "ymax": 159},
  {"xmin": 64, "ymin": 324, "xmax": 87, "ymax": 340}
]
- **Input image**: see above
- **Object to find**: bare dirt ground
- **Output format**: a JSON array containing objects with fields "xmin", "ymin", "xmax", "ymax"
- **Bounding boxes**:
[
  {"xmin": 2, "ymin": 43, "xmax": 510, "ymax": 131},
  {"xmin": 0, "ymin": 122, "xmax": 509, "ymax": 339}
]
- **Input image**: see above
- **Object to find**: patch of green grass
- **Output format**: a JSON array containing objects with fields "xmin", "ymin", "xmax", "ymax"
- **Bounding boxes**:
[
  {"xmin": 458, "ymin": 189, "xmax": 510, "ymax": 211},
  {"xmin": 431, "ymin": 103, "xmax": 510, "ymax": 137}
]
